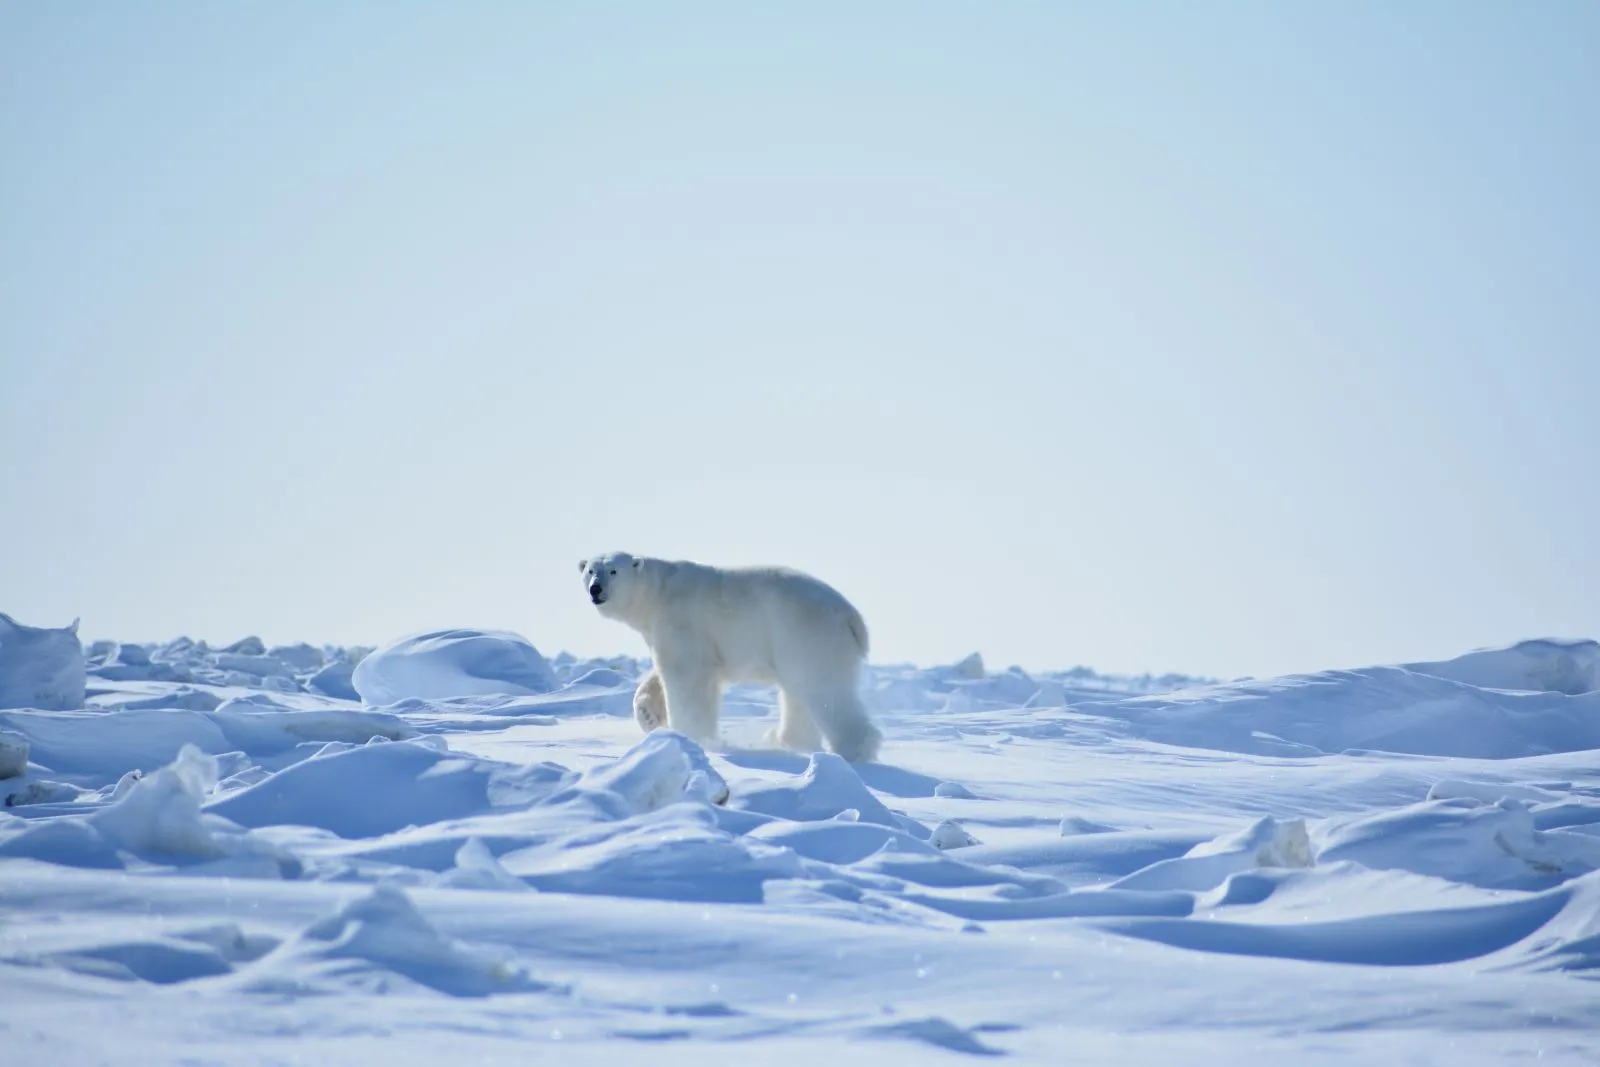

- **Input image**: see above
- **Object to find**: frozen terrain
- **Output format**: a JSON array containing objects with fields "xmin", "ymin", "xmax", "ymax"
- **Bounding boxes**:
[{"xmin": 4, "ymin": 620, "xmax": 1600, "ymax": 1064}]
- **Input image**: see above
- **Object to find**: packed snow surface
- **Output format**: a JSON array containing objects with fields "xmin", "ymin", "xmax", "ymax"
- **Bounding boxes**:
[{"xmin": 4, "ymin": 623, "xmax": 1600, "ymax": 1064}]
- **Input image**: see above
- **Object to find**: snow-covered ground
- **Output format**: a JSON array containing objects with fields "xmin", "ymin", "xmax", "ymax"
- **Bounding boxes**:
[{"xmin": 4, "ymin": 619, "xmax": 1600, "ymax": 1064}]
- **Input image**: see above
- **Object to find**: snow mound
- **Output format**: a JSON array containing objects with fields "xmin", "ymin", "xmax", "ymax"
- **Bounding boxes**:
[
  {"xmin": 929, "ymin": 820, "xmax": 981, "ymax": 849},
  {"xmin": 237, "ymin": 882, "xmax": 543, "ymax": 997},
  {"xmin": 1111, "ymin": 817, "xmax": 1314, "ymax": 892},
  {"xmin": 1099, "ymin": 664, "xmax": 1600, "ymax": 758},
  {"xmin": 1403, "ymin": 638, "xmax": 1599, "ymax": 695},
  {"xmin": 574, "ymin": 729, "xmax": 729, "ymax": 813},
  {"xmin": 352, "ymin": 629, "xmax": 559, "ymax": 705},
  {"xmin": 1426, "ymin": 778, "xmax": 1570, "ymax": 806},
  {"xmin": 1195, "ymin": 816, "xmax": 1315, "ymax": 868},
  {"xmin": 499, "ymin": 802, "xmax": 808, "ymax": 904},
  {"xmin": 1098, "ymin": 887, "xmax": 1570, "ymax": 968},
  {"xmin": 0, "ymin": 744, "xmax": 289, "ymax": 874},
  {"xmin": 732, "ymin": 752, "xmax": 902, "ymax": 827},
  {"xmin": 207, "ymin": 737, "xmax": 572, "ymax": 839},
  {"xmin": 305, "ymin": 659, "xmax": 359, "ymax": 700},
  {"xmin": 0, "ymin": 704, "xmax": 415, "ymax": 793},
  {"xmin": 4, "ymin": 778, "xmax": 82, "ymax": 807},
  {"xmin": 747, "ymin": 818, "xmax": 935, "ymax": 865},
  {"xmin": 0, "ymin": 708, "xmax": 230, "ymax": 785},
  {"xmin": 0, "ymin": 612, "xmax": 85, "ymax": 710},
  {"xmin": 209, "ymin": 702, "xmax": 416, "ymax": 754},
  {"xmin": 1318, "ymin": 797, "xmax": 1600, "ymax": 891},
  {"xmin": 436, "ymin": 837, "xmax": 530, "ymax": 892}
]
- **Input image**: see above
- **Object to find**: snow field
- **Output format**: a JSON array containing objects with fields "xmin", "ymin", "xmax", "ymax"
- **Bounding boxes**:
[{"xmin": 3, "ymin": 625, "xmax": 1600, "ymax": 1062}]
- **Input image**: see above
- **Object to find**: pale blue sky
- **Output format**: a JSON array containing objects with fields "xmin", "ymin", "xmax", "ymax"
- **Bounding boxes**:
[{"xmin": 3, "ymin": 3, "xmax": 1597, "ymax": 679}]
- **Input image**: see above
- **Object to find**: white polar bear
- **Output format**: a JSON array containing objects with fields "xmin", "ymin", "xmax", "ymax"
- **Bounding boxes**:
[{"xmin": 579, "ymin": 552, "xmax": 882, "ymax": 763}]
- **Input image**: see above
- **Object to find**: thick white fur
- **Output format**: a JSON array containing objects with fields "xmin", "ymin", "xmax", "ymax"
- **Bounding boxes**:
[{"xmin": 580, "ymin": 553, "xmax": 881, "ymax": 763}]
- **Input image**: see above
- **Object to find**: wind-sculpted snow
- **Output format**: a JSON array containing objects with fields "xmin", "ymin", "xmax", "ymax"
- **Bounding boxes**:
[
  {"xmin": 1093, "ymin": 660, "xmax": 1600, "ymax": 759},
  {"xmin": 1404, "ymin": 637, "xmax": 1599, "ymax": 695},
  {"xmin": 4, "ymin": 633, "xmax": 1600, "ymax": 1062}
]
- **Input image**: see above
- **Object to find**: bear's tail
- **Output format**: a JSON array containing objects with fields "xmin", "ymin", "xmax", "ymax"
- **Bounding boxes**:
[{"xmin": 845, "ymin": 607, "xmax": 870, "ymax": 659}]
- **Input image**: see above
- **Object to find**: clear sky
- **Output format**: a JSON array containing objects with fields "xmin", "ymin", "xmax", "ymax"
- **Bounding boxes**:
[{"xmin": 3, "ymin": 3, "xmax": 1597, "ymax": 680}]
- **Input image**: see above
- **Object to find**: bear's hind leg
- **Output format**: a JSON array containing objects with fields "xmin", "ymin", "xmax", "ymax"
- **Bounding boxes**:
[
  {"xmin": 764, "ymin": 688, "xmax": 824, "ymax": 753},
  {"xmin": 800, "ymin": 685, "xmax": 882, "ymax": 764}
]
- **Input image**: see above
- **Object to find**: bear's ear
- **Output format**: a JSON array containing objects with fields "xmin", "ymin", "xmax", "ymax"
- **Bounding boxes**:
[
  {"xmin": 631, "ymin": 558, "xmax": 641, "ymax": 568},
  {"xmin": 577, "ymin": 559, "xmax": 588, "ymax": 573}
]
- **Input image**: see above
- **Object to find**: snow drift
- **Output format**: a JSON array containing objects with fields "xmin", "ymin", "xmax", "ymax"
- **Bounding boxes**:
[{"xmin": 1094, "ymin": 641, "xmax": 1600, "ymax": 760}]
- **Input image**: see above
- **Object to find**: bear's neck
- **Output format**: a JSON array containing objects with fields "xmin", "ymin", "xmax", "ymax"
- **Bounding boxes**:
[{"xmin": 609, "ymin": 599, "xmax": 662, "ymax": 643}]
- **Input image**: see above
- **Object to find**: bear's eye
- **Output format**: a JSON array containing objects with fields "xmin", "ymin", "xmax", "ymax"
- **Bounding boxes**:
[{"xmin": 609, "ymin": 569, "xmax": 617, "ymax": 576}]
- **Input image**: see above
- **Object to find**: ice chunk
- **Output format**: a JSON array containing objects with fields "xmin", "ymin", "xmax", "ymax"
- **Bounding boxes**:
[
  {"xmin": 352, "ymin": 628, "xmax": 558, "ymax": 704},
  {"xmin": 306, "ymin": 659, "xmax": 360, "ymax": 700},
  {"xmin": 0, "ymin": 707, "xmax": 231, "ymax": 784},
  {"xmin": 5, "ymin": 779, "xmax": 83, "ymax": 807},
  {"xmin": 569, "ymin": 666, "xmax": 630, "ymax": 688},
  {"xmin": 100, "ymin": 687, "xmax": 223, "ymax": 712},
  {"xmin": 213, "ymin": 653, "xmax": 291, "ymax": 677},
  {"xmin": 268, "ymin": 643, "xmax": 325, "ymax": 672},
  {"xmin": 1191, "ymin": 815, "xmax": 1314, "ymax": 869},
  {"xmin": 929, "ymin": 820, "xmax": 981, "ymax": 849},
  {"xmin": 0, "ymin": 612, "xmax": 85, "ymax": 710},
  {"xmin": 112, "ymin": 643, "xmax": 150, "ymax": 666},
  {"xmin": 89, "ymin": 744, "xmax": 228, "ymax": 857},
  {"xmin": 0, "ymin": 729, "xmax": 28, "ymax": 778},
  {"xmin": 575, "ymin": 730, "xmax": 729, "ymax": 813}
]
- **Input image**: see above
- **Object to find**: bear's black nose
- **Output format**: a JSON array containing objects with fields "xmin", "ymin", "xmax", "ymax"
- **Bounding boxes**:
[{"xmin": 589, "ymin": 583, "xmax": 603, "ymax": 601}]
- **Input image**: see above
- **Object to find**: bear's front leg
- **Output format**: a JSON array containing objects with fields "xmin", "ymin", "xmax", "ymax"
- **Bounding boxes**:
[
  {"xmin": 655, "ymin": 654, "xmax": 722, "ymax": 746},
  {"xmin": 632, "ymin": 669, "xmax": 667, "ymax": 734}
]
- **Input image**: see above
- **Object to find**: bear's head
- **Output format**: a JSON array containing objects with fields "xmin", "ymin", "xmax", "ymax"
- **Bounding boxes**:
[{"xmin": 578, "ymin": 552, "xmax": 647, "ymax": 621}]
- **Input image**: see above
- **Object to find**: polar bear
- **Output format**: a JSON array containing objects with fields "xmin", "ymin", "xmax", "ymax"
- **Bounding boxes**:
[{"xmin": 579, "ymin": 552, "xmax": 882, "ymax": 763}]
